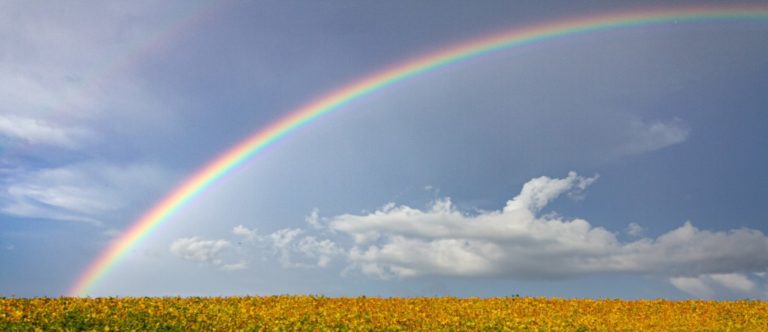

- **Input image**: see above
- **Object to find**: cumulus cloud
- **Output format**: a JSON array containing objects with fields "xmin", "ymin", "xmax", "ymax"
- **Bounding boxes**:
[
  {"xmin": 295, "ymin": 236, "xmax": 343, "ymax": 268},
  {"xmin": 170, "ymin": 234, "xmax": 252, "ymax": 271},
  {"xmin": 305, "ymin": 208, "xmax": 323, "ymax": 229},
  {"xmin": 231, "ymin": 225, "xmax": 343, "ymax": 268},
  {"xmin": 232, "ymin": 224, "xmax": 259, "ymax": 241},
  {"xmin": 170, "ymin": 237, "xmax": 230, "ymax": 265},
  {"xmin": 326, "ymin": 173, "xmax": 768, "ymax": 290},
  {"xmin": 193, "ymin": 172, "xmax": 768, "ymax": 298}
]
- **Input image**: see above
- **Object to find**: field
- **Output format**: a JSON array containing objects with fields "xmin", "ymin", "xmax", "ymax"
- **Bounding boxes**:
[{"xmin": 2, "ymin": 296, "xmax": 767, "ymax": 331}]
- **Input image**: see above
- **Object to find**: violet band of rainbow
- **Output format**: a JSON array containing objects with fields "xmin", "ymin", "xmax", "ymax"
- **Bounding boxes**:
[{"xmin": 69, "ymin": 5, "xmax": 768, "ymax": 297}]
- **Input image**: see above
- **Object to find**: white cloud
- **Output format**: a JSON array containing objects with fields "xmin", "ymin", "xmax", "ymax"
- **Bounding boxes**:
[
  {"xmin": 295, "ymin": 236, "xmax": 343, "ymax": 268},
  {"xmin": 616, "ymin": 222, "xmax": 768, "ymax": 276},
  {"xmin": 1, "ymin": 162, "xmax": 172, "ymax": 225},
  {"xmin": 170, "ymin": 233, "xmax": 253, "ymax": 271},
  {"xmin": 1, "ymin": 200, "xmax": 104, "ymax": 226},
  {"xmin": 670, "ymin": 273, "xmax": 759, "ymax": 298},
  {"xmin": 221, "ymin": 261, "xmax": 248, "ymax": 271},
  {"xmin": 0, "ymin": 2, "xmax": 183, "ymax": 121},
  {"xmin": 228, "ymin": 223, "xmax": 343, "ymax": 269},
  {"xmin": 232, "ymin": 225, "xmax": 259, "ymax": 241},
  {"xmin": 621, "ymin": 117, "xmax": 689, "ymax": 155},
  {"xmin": 709, "ymin": 273, "xmax": 755, "ymax": 293},
  {"xmin": 267, "ymin": 228, "xmax": 343, "ymax": 268},
  {"xmin": 6, "ymin": 179, "xmax": 118, "ymax": 215},
  {"xmin": 325, "ymin": 172, "xmax": 768, "ymax": 282},
  {"xmin": 170, "ymin": 237, "xmax": 230, "ymax": 265},
  {"xmin": 0, "ymin": 3, "xmax": 189, "ymax": 228},
  {"xmin": 271, "ymin": 229, "xmax": 303, "ymax": 253},
  {"xmin": 513, "ymin": 171, "xmax": 597, "ymax": 212},
  {"xmin": 0, "ymin": 1, "xmax": 188, "ymax": 167},
  {"xmin": 305, "ymin": 208, "xmax": 323, "ymax": 229},
  {"xmin": 669, "ymin": 276, "xmax": 714, "ymax": 298},
  {"xmin": 192, "ymin": 173, "xmax": 768, "ymax": 298},
  {"xmin": 0, "ymin": 115, "xmax": 90, "ymax": 148},
  {"xmin": 626, "ymin": 222, "xmax": 645, "ymax": 237}
]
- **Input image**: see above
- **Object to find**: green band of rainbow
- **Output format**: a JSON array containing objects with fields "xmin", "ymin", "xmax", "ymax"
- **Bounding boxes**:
[{"xmin": 69, "ymin": 5, "xmax": 768, "ymax": 297}]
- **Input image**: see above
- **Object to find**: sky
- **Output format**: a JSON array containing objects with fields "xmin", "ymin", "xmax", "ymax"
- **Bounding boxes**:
[{"xmin": 1, "ymin": 0, "xmax": 767, "ymax": 299}]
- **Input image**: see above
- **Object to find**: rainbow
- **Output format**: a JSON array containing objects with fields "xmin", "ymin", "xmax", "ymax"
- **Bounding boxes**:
[{"xmin": 69, "ymin": 5, "xmax": 768, "ymax": 296}]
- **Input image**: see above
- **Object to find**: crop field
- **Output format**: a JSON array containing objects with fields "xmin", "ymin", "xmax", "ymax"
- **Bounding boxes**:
[{"xmin": 2, "ymin": 296, "xmax": 767, "ymax": 331}]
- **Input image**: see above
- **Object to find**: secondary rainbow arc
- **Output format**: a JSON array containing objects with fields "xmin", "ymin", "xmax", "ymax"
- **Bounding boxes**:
[{"xmin": 69, "ymin": 5, "xmax": 768, "ymax": 297}]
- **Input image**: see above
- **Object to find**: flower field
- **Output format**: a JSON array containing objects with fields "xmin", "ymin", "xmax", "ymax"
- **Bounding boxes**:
[{"xmin": 2, "ymin": 296, "xmax": 767, "ymax": 331}]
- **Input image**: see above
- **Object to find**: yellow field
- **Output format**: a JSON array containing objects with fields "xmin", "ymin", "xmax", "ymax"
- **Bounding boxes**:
[{"xmin": 2, "ymin": 296, "xmax": 767, "ymax": 331}]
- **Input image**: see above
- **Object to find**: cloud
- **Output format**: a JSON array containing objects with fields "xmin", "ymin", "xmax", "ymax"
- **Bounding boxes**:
[
  {"xmin": 192, "ymin": 172, "xmax": 768, "ymax": 298},
  {"xmin": 1, "ymin": 162, "xmax": 171, "ymax": 225},
  {"xmin": 0, "ymin": 115, "xmax": 91, "ymax": 148},
  {"xmin": 295, "ymin": 236, "xmax": 343, "ymax": 268},
  {"xmin": 232, "ymin": 225, "xmax": 259, "ymax": 241},
  {"xmin": 325, "ymin": 173, "xmax": 768, "ymax": 285},
  {"xmin": 0, "ymin": 3, "xmax": 188, "ymax": 228},
  {"xmin": 620, "ymin": 117, "xmax": 689, "ymax": 155},
  {"xmin": 221, "ymin": 261, "xmax": 248, "ymax": 271},
  {"xmin": 267, "ymin": 228, "xmax": 343, "ymax": 268},
  {"xmin": 229, "ymin": 224, "xmax": 344, "ymax": 268},
  {"xmin": 626, "ymin": 222, "xmax": 645, "ymax": 237},
  {"xmin": 669, "ymin": 276, "xmax": 715, "ymax": 298},
  {"xmin": 170, "ymin": 237, "xmax": 230, "ymax": 265},
  {"xmin": 170, "ymin": 233, "xmax": 251, "ymax": 271},
  {"xmin": 670, "ymin": 273, "xmax": 759, "ymax": 298},
  {"xmin": 709, "ymin": 273, "xmax": 756, "ymax": 293},
  {"xmin": 515, "ymin": 172, "xmax": 597, "ymax": 211},
  {"xmin": 0, "ymin": 2, "xmax": 188, "ymax": 164},
  {"xmin": 305, "ymin": 208, "xmax": 323, "ymax": 229},
  {"xmin": 0, "ymin": 2, "xmax": 180, "ymax": 122},
  {"xmin": 176, "ymin": 224, "xmax": 344, "ymax": 270}
]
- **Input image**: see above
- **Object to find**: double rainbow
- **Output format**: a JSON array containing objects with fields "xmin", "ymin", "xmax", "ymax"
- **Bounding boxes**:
[{"xmin": 69, "ymin": 4, "xmax": 768, "ymax": 296}]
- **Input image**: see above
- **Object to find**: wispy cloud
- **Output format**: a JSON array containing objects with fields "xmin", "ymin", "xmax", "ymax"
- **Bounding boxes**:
[
  {"xmin": 0, "ymin": 115, "xmax": 91, "ymax": 148},
  {"xmin": 669, "ymin": 276, "xmax": 715, "ymax": 298},
  {"xmin": 1, "ymin": 162, "xmax": 171, "ymax": 225},
  {"xmin": 620, "ymin": 117, "xmax": 689, "ymax": 156},
  {"xmin": 220, "ymin": 261, "xmax": 248, "ymax": 271},
  {"xmin": 0, "ymin": 2, "xmax": 187, "ymax": 229},
  {"xmin": 626, "ymin": 222, "xmax": 645, "ymax": 237},
  {"xmin": 670, "ymin": 273, "xmax": 761, "ymax": 298}
]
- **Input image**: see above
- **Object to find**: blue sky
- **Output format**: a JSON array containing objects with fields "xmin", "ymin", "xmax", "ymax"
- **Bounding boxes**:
[{"xmin": 1, "ymin": 0, "xmax": 767, "ymax": 299}]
